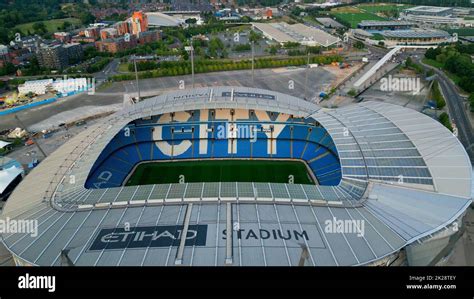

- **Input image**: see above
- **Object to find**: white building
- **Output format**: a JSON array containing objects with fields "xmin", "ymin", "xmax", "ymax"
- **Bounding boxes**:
[
  {"xmin": 0, "ymin": 45, "xmax": 8, "ymax": 56},
  {"xmin": 18, "ymin": 78, "xmax": 90, "ymax": 96},
  {"xmin": 18, "ymin": 79, "xmax": 53, "ymax": 96},
  {"xmin": 146, "ymin": 12, "xmax": 203, "ymax": 27}
]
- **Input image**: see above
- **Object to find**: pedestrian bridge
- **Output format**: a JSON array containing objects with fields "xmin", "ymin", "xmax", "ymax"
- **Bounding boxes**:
[{"xmin": 353, "ymin": 45, "xmax": 436, "ymax": 88}]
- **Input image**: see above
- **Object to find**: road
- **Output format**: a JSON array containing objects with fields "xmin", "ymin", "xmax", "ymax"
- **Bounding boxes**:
[
  {"xmin": 353, "ymin": 42, "xmax": 473, "ymax": 161},
  {"xmin": 0, "ymin": 57, "xmax": 121, "ymax": 82},
  {"xmin": 95, "ymin": 58, "xmax": 120, "ymax": 83},
  {"xmin": 420, "ymin": 59, "xmax": 474, "ymax": 161}
]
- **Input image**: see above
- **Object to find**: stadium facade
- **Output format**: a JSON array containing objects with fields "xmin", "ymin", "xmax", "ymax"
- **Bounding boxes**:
[{"xmin": 0, "ymin": 87, "xmax": 472, "ymax": 266}]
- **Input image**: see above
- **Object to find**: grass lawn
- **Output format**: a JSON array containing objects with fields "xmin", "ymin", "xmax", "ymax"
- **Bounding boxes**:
[
  {"xmin": 330, "ymin": 6, "xmax": 361, "ymax": 13},
  {"xmin": 422, "ymin": 58, "xmax": 444, "ymax": 69},
  {"xmin": 97, "ymin": 81, "xmax": 113, "ymax": 91},
  {"xmin": 447, "ymin": 28, "xmax": 474, "ymax": 36},
  {"xmin": 371, "ymin": 33, "xmax": 385, "ymax": 40},
  {"xmin": 125, "ymin": 160, "xmax": 315, "ymax": 186},
  {"xmin": 227, "ymin": 24, "xmax": 251, "ymax": 33},
  {"xmin": 118, "ymin": 63, "xmax": 131, "ymax": 73},
  {"xmin": 15, "ymin": 18, "xmax": 82, "ymax": 34},
  {"xmin": 358, "ymin": 4, "xmax": 413, "ymax": 13},
  {"xmin": 331, "ymin": 12, "xmax": 386, "ymax": 28}
]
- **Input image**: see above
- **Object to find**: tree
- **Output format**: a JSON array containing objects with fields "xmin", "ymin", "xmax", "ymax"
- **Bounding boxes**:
[
  {"xmin": 269, "ymin": 46, "xmax": 278, "ymax": 55},
  {"xmin": 432, "ymin": 81, "xmax": 446, "ymax": 109},
  {"xmin": 79, "ymin": 12, "xmax": 95, "ymax": 26},
  {"xmin": 353, "ymin": 41, "xmax": 365, "ymax": 50},
  {"xmin": 306, "ymin": 46, "xmax": 321, "ymax": 54},
  {"xmin": 185, "ymin": 18, "xmax": 197, "ymax": 25},
  {"xmin": 233, "ymin": 43, "xmax": 251, "ymax": 52},
  {"xmin": 249, "ymin": 30, "xmax": 262, "ymax": 43},
  {"xmin": 0, "ymin": 62, "xmax": 16, "ymax": 76},
  {"xmin": 425, "ymin": 47, "xmax": 441, "ymax": 60},
  {"xmin": 438, "ymin": 112, "xmax": 453, "ymax": 132},
  {"xmin": 283, "ymin": 42, "xmax": 300, "ymax": 49},
  {"xmin": 62, "ymin": 21, "xmax": 72, "ymax": 30},
  {"xmin": 32, "ymin": 22, "xmax": 47, "ymax": 35}
]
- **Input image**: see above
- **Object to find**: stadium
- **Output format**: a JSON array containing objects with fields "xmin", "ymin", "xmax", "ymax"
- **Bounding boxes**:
[{"xmin": 0, "ymin": 86, "xmax": 472, "ymax": 266}]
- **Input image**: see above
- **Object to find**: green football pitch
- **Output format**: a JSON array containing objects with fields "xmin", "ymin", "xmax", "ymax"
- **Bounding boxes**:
[{"xmin": 125, "ymin": 160, "xmax": 315, "ymax": 186}]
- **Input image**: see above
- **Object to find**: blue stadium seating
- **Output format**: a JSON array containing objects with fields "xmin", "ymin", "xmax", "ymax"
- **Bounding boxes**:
[
  {"xmin": 276, "ymin": 125, "xmax": 292, "ymax": 140},
  {"xmin": 133, "ymin": 127, "xmax": 152, "ymax": 143},
  {"xmin": 273, "ymin": 139, "xmax": 292, "ymax": 158},
  {"xmin": 85, "ymin": 109, "xmax": 342, "ymax": 188},
  {"xmin": 292, "ymin": 126, "xmax": 309, "ymax": 141},
  {"xmin": 292, "ymin": 140, "xmax": 306, "ymax": 159},
  {"xmin": 251, "ymin": 139, "xmax": 269, "ymax": 158},
  {"xmin": 137, "ymin": 143, "xmax": 152, "ymax": 161},
  {"xmin": 234, "ymin": 139, "xmax": 252, "ymax": 158},
  {"xmin": 213, "ymin": 139, "xmax": 229, "ymax": 158}
]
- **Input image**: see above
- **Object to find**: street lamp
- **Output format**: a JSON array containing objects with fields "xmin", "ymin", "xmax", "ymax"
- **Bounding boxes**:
[
  {"xmin": 14, "ymin": 115, "xmax": 47, "ymax": 159},
  {"xmin": 185, "ymin": 42, "xmax": 195, "ymax": 89},
  {"xmin": 304, "ymin": 52, "xmax": 310, "ymax": 100},
  {"xmin": 131, "ymin": 55, "xmax": 142, "ymax": 102},
  {"xmin": 251, "ymin": 40, "xmax": 255, "ymax": 87}
]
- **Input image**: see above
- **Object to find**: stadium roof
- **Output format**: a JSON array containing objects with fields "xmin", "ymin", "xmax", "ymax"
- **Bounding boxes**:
[
  {"xmin": 353, "ymin": 29, "xmax": 373, "ymax": 37},
  {"xmin": 358, "ymin": 20, "xmax": 415, "ymax": 27},
  {"xmin": 382, "ymin": 30, "xmax": 450, "ymax": 39},
  {"xmin": 0, "ymin": 166, "xmax": 22, "ymax": 194},
  {"xmin": 252, "ymin": 22, "xmax": 340, "ymax": 47},
  {"xmin": 405, "ymin": 6, "xmax": 452, "ymax": 14},
  {"xmin": 0, "ymin": 86, "xmax": 471, "ymax": 266},
  {"xmin": 146, "ymin": 12, "xmax": 185, "ymax": 27},
  {"xmin": 315, "ymin": 18, "xmax": 345, "ymax": 29}
]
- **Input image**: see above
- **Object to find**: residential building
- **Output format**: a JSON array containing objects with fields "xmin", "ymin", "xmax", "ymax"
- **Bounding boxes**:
[
  {"xmin": 131, "ymin": 11, "xmax": 149, "ymax": 36},
  {"xmin": 83, "ymin": 27, "xmax": 101, "ymax": 40},
  {"xmin": 63, "ymin": 43, "xmax": 84, "ymax": 63},
  {"xmin": 138, "ymin": 30, "xmax": 161, "ymax": 44},
  {"xmin": 114, "ymin": 21, "xmax": 131, "ymax": 36},
  {"xmin": 53, "ymin": 32, "xmax": 72, "ymax": 43},
  {"xmin": 100, "ymin": 28, "xmax": 119, "ymax": 40},
  {"xmin": 95, "ymin": 36, "xmax": 137, "ymax": 54},
  {"xmin": 37, "ymin": 44, "xmax": 68, "ymax": 70}
]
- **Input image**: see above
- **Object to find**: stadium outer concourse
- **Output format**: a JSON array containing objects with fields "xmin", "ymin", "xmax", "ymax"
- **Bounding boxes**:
[{"xmin": 0, "ymin": 86, "xmax": 472, "ymax": 266}]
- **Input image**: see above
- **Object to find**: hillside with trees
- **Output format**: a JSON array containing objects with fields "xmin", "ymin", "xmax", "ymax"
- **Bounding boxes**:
[{"xmin": 0, "ymin": 0, "xmax": 96, "ymax": 44}]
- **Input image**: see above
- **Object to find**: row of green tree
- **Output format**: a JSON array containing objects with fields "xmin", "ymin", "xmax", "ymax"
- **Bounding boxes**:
[
  {"xmin": 86, "ymin": 57, "xmax": 112, "ymax": 74},
  {"xmin": 431, "ymin": 81, "xmax": 446, "ymax": 110},
  {"xmin": 112, "ymin": 55, "xmax": 343, "ymax": 82},
  {"xmin": 438, "ymin": 112, "xmax": 453, "ymax": 132},
  {"xmin": 405, "ymin": 57, "xmax": 424, "ymax": 74}
]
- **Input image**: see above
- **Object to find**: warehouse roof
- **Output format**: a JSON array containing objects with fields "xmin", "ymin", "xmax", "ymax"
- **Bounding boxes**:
[{"xmin": 252, "ymin": 22, "xmax": 340, "ymax": 47}]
